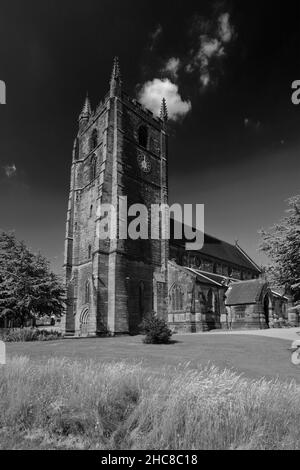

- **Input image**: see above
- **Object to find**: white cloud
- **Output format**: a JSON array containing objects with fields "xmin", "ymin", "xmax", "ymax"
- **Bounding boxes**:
[
  {"xmin": 137, "ymin": 78, "xmax": 191, "ymax": 121},
  {"xmin": 162, "ymin": 57, "xmax": 181, "ymax": 79},
  {"xmin": 218, "ymin": 13, "xmax": 234, "ymax": 43},
  {"xmin": 3, "ymin": 164, "xmax": 17, "ymax": 178},
  {"xmin": 149, "ymin": 24, "xmax": 163, "ymax": 51},
  {"xmin": 200, "ymin": 71, "xmax": 210, "ymax": 87},
  {"xmin": 201, "ymin": 37, "xmax": 223, "ymax": 58},
  {"xmin": 186, "ymin": 12, "xmax": 235, "ymax": 89}
]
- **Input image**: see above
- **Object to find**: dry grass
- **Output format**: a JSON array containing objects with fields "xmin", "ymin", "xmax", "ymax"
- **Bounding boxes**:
[{"xmin": 0, "ymin": 357, "xmax": 300, "ymax": 450}]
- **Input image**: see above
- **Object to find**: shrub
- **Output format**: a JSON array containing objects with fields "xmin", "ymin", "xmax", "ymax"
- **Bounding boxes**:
[
  {"xmin": 0, "ymin": 328, "xmax": 63, "ymax": 343},
  {"xmin": 141, "ymin": 313, "xmax": 172, "ymax": 344},
  {"xmin": 37, "ymin": 329, "xmax": 64, "ymax": 342}
]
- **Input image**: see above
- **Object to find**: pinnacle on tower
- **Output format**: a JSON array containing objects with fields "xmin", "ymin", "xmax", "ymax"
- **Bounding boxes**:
[
  {"xmin": 79, "ymin": 93, "xmax": 91, "ymax": 122},
  {"xmin": 160, "ymin": 98, "xmax": 168, "ymax": 122},
  {"xmin": 111, "ymin": 56, "xmax": 121, "ymax": 81},
  {"xmin": 110, "ymin": 56, "xmax": 122, "ymax": 97}
]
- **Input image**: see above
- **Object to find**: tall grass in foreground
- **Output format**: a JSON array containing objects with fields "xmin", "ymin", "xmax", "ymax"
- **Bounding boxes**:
[{"xmin": 0, "ymin": 357, "xmax": 300, "ymax": 450}]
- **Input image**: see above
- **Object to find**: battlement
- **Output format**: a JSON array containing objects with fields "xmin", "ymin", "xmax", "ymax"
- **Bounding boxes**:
[
  {"xmin": 79, "ymin": 91, "xmax": 164, "ymax": 135},
  {"xmin": 78, "ymin": 58, "xmax": 166, "ymax": 134},
  {"xmin": 121, "ymin": 91, "xmax": 163, "ymax": 127}
]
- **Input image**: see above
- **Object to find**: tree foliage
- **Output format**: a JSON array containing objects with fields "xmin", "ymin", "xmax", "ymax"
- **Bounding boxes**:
[
  {"xmin": 259, "ymin": 196, "xmax": 300, "ymax": 298},
  {"xmin": 0, "ymin": 231, "xmax": 65, "ymax": 325},
  {"xmin": 141, "ymin": 313, "xmax": 173, "ymax": 344}
]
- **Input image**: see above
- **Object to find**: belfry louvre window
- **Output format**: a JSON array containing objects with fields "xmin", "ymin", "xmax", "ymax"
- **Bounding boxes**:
[
  {"xmin": 90, "ymin": 129, "xmax": 98, "ymax": 151},
  {"xmin": 138, "ymin": 125, "xmax": 148, "ymax": 148},
  {"xmin": 170, "ymin": 284, "xmax": 184, "ymax": 312}
]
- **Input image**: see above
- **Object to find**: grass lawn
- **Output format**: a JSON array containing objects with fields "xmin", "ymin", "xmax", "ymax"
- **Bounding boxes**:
[
  {"xmin": 6, "ymin": 333, "xmax": 299, "ymax": 384},
  {"xmin": 2, "ymin": 334, "xmax": 300, "ymax": 450}
]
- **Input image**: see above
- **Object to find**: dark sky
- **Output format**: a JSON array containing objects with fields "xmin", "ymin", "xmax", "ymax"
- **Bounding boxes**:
[{"xmin": 1, "ymin": 0, "xmax": 300, "ymax": 275}]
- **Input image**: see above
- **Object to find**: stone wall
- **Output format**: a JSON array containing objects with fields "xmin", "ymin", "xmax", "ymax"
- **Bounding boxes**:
[
  {"xmin": 65, "ymin": 85, "xmax": 168, "ymax": 336},
  {"xmin": 168, "ymin": 262, "xmax": 226, "ymax": 333},
  {"xmin": 226, "ymin": 304, "xmax": 269, "ymax": 330}
]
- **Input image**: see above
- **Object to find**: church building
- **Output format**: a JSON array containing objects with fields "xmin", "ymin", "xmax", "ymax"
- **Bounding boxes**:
[{"xmin": 64, "ymin": 58, "xmax": 287, "ymax": 337}]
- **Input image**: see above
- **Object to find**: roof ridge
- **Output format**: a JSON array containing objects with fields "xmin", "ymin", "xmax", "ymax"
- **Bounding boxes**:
[
  {"xmin": 170, "ymin": 216, "xmax": 249, "ymax": 251},
  {"xmin": 235, "ymin": 242, "xmax": 262, "ymax": 272},
  {"xmin": 170, "ymin": 218, "xmax": 261, "ymax": 273}
]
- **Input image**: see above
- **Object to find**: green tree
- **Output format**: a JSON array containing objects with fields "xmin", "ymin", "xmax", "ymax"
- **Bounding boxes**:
[
  {"xmin": 0, "ymin": 231, "xmax": 65, "ymax": 326},
  {"xmin": 259, "ymin": 195, "xmax": 300, "ymax": 300},
  {"xmin": 141, "ymin": 313, "xmax": 173, "ymax": 344}
]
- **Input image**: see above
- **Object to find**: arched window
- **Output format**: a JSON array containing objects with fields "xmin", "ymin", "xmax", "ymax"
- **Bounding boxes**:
[
  {"xmin": 199, "ymin": 292, "xmax": 207, "ymax": 313},
  {"xmin": 222, "ymin": 265, "xmax": 229, "ymax": 276},
  {"xmin": 85, "ymin": 280, "xmax": 90, "ymax": 304},
  {"xmin": 170, "ymin": 284, "xmax": 184, "ymax": 312},
  {"xmin": 263, "ymin": 294, "xmax": 272, "ymax": 328},
  {"xmin": 207, "ymin": 289, "xmax": 217, "ymax": 312},
  {"xmin": 138, "ymin": 125, "xmax": 148, "ymax": 148},
  {"xmin": 207, "ymin": 289, "xmax": 213, "ymax": 310},
  {"xmin": 90, "ymin": 155, "xmax": 97, "ymax": 181},
  {"xmin": 88, "ymin": 245, "xmax": 92, "ymax": 259},
  {"xmin": 90, "ymin": 129, "xmax": 98, "ymax": 151}
]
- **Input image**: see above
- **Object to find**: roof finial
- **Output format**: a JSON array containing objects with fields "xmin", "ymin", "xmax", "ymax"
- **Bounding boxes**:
[
  {"xmin": 79, "ymin": 92, "xmax": 91, "ymax": 122},
  {"xmin": 160, "ymin": 97, "xmax": 168, "ymax": 122},
  {"xmin": 110, "ymin": 56, "xmax": 122, "ymax": 97}
]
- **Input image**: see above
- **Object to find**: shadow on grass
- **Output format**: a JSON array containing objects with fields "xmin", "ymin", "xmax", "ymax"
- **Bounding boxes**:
[{"xmin": 142, "ymin": 339, "xmax": 181, "ymax": 345}]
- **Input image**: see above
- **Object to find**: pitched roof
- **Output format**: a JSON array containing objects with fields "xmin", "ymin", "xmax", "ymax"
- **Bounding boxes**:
[
  {"xmin": 271, "ymin": 290, "xmax": 288, "ymax": 301},
  {"xmin": 225, "ymin": 280, "xmax": 267, "ymax": 306},
  {"xmin": 199, "ymin": 234, "xmax": 260, "ymax": 271},
  {"xmin": 170, "ymin": 218, "xmax": 261, "ymax": 273}
]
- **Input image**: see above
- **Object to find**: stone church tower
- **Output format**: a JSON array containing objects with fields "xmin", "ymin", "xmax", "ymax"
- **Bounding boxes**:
[{"xmin": 64, "ymin": 58, "xmax": 169, "ymax": 336}]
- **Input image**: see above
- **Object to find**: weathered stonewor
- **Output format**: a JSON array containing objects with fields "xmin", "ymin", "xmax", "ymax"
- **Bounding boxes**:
[{"xmin": 64, "ymin": 58, "xmax": 168, "ymax": 336}]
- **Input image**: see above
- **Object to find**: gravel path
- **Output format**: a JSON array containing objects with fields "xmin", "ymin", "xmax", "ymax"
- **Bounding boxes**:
[{"xmin": 205, "ymin": 327, "xmax": 300, "ymax": 342}]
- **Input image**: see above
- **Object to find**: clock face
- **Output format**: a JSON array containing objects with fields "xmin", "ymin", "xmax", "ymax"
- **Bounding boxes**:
[{"xmin": 137, "ymin": 152, "xmax": 151, "ymax": 173}]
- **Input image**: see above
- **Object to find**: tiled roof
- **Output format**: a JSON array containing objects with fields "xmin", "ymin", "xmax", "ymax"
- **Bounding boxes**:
[
  {"xmin": 225, "ymin": 280, "xmax": 267, "ymax": 306},
  {"xmin": 170, "ymin": 218, "xmax": 261, "ymax": 273}
]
